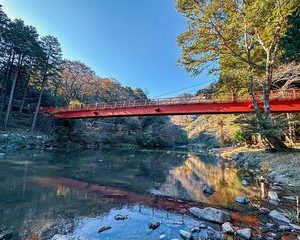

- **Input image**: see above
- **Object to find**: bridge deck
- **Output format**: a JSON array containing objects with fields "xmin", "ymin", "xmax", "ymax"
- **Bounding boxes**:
[{"xmin": 40, "ymin": 89, "xmax": 300, "ymax": 119}]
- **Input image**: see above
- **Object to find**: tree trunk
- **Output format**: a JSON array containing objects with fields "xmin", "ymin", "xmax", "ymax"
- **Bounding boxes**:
[
  {"xmin": 3, "ymin": 70, "xmax": 20, "ymax": 130},
  {"xmin": 19, "ymin": 86, "xmax": 28, "ymax": 113},
  {"xmin": 1, "ymin": 53, "xmax": 15, "ymax": 111},
  {"xmin": 31, "ymin": 88, "xmax": 44, "ymax": 132}
]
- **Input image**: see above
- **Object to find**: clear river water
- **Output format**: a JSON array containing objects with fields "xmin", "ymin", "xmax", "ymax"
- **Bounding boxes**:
[{"xmin": 0, "ymin": 149, "xmax": 299, "ymax": 239}]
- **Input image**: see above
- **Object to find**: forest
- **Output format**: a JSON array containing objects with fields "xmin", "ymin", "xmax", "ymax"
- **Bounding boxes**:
[
  {"xmin": 1, "ymin": 1, "xmax": 300, "ymax": 151},
  {"xmin": 0, "ymin": 4, "xmax": 187, "ymax": 149}
]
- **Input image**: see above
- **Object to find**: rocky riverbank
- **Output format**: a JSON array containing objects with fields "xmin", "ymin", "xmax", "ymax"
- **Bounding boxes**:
[{"xmin": 219, "ymin": 146, "xmax": 300, "ymax": 187}]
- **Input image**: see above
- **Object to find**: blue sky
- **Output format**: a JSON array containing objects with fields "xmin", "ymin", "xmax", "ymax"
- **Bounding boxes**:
[{"xmin": 1, "ymin": 0, "xmax": 215, "ymax": 98}]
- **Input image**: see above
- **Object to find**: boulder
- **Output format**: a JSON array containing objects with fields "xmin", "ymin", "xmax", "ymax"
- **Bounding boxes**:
[
  {"xmin": 189, "ymin": 207, "xmax": 231, "ymax": 224},
  {"xmin": 269, "ymin": 210, "xmax": 291, "ymax": 224},
  {"xmin": 268, "ymin": 191, "xmax": 280, "ymax": 201},
  {"xmin": 235, "ymin": 196, "xmax": 250, "ymax": 204},
  {"xmin": 222, "ymin": 222, "xmax": 234, "ymax": 233},
  {"xmin": 179, "ymin": 230, "xmax": 192, "ymax": 240},
  {"xmin": 236, "ymin": 228, "xmax": 251, "ymax": 239}
]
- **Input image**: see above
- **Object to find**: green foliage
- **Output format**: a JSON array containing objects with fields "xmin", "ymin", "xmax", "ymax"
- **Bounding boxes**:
[
  {"xmin": 280, "ymin": 7, "xmax": 300, "ymax": 62},
  {"xmin": 233, "ymin": 130, "xmax": 246, "ymax": 144}
]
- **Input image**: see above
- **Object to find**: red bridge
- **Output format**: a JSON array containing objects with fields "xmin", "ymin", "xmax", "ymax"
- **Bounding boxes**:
[{"xmin": 40, "ymin": 89, "xmax": 300, "ymax": 119}]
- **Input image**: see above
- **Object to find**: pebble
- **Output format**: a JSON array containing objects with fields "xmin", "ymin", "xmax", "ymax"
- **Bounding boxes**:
[
  {"xmin": 266, "ymin": 223, "xmax": 274, "ymax": 228},
  {"xmin": 159, "ymin": 234, "xmax": 166, "ymax": 239},
  {"xmin": 236, "ymin": 228, "xmax": 251, "ymax": 239},
  {"xmin": 97, "ymin": 225, "xmax": 111, "ymax": 233},
  {"xmin": 268, "ymin": 191, "xmax": 280, "ymax": 201},
  {"xmin": 179, "ymin": 230, "xmax": 192, "ymax": 240},
  {"xmin": 271, "ymin": 185, "xmax": 283, "ymax": 191},
  {"xmin": 222, "ymin": 222, "xmax": 234, "ymax": 233},
  {"xmin": 235, "ymin": 196, "xmax": 250, "ymax": 204},
  {"xmin": 172, "ymin": 221, "xmax": 184, "ymax": 225},
  {"xmin": 149, "ymin": 222, "xmax": 161, "ymax": 230}
]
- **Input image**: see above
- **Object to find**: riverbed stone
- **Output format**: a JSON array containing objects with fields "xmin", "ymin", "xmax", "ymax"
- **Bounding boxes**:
[
  {"xmin": 159, "ymin": 234, "xmax": 166, "ymax": 239},
  {"xmin": 268, "ymin": 210, "xmax": 291, "ymax": 224},
  {"xmin": 236, "ymin": 228, "xmax": 251, "ymax": 239},
  {"xmin": 97, "ymin": 225, "xmax": 111, "ymax": 233},
  {"xmin": 268, "ymin": 199, "xmax": 279, "ymax": 205},
  {"xmin": 148, "ymin": 221, "xmax": 160, "ymax": 230},
  {"xmin": 290, "ymin": 223, "xmax": 300, "ymax": 231},
  {"xmin": 278, "ymin": 225, "xmax": 293, "ymax": 231},
  {"xmin": 242, "ymin": 179, "xmax": 249, "ymax": 186},
  {"xmin": 222, "ymin": 222, "xmax": 234, "ymax": 233},
  {"xmin": 114, "ymin": 214, "xmax": 128, "ymax": 220},
  {"xmin": 235, "ymin": 196, "xmax": 250, "ymax": 204},
  {"xmin": 0, "ymin": 153, "xmax": 6, "ymax": 158},
  {"xmin": 190, "ymin": 227, "xmax": 200, "ymax": 233},
  {"xmin": 271, "ymin": 185, "xmax": 283, "ymax": 191},
  {"xmin": 268, "ymin": 191, "xmax": 280, "ymax": 201},
  {"xmin": 51, "ymin": 235, "xmax": 94, "ymax": 240},
  {"xmin": 202, "ymin": 185, "xmax": 215, "ymax": 195},
  {"xmin": 179, "ymin": 230, "xmax": 192, "ymax": 240},
  {"xmin": 189, "ymin": 207, "xmax": 231, "ymax": 223},
  {"xmin": 283, "ymin": 196, "xmax": 296, "ymax": 201}
]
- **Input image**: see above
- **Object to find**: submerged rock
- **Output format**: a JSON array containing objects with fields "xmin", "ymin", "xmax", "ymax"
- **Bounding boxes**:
[
  {"xmin": 97, "ymin": 225, "xmax": 111, "ymax": 233},
  {"xmin": 202, "ymin": 185, "xmax": 215, "ymax": 195},
  {"xmin": 269, "ymin": 210, "xmax": 291, "ymax": 224},
  {"xmin": 283, "ymin": 196, "xmax": 296, "ymax": 201},
  {"xmin": 235, "ymin": 196, "xmax": 250, "ymax": 204},
  {"xmin": 159, "ymin": 234, "xmax": 166, "ymax": 239},
  {"xmin": 222, "ymin": 222, "xmax": 234, "ymax": 233},
  {"xmin": 148, "ymin": 221, "xmax": 160, "ymax": 230},
  {"xmin": 290, "ymin": 223, "xmax": 300, "ymax": 231},
  {"xmin": 189, "ymin": 207, "xmax": 231, "ymax": 224},
  {"xmin": 0, "ymin": 153, "xmax": 6, "ymax": 158},
  {"xmin": 268, "ymin": 191, "xmax": 280, "ymax": 201},
  {"xmin": 190, "ymin": 227, "xmax": 200, "ymax": 233},
  {"xmin": 236, "ymin": 228, "xmax": 251, "ymax": 239},
  {"xmin": 179, "ymin": 230, "xmax": 192, "ymax": 240},
  {"xmin": 114, "ymin": 214, "xmax": 128, "ymax": 220}
]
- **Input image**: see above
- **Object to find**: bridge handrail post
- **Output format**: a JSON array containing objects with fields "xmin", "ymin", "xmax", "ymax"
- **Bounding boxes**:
[
  {"xmin": 103, "ymin": 103, "xmax": 106, "ymax": 110},
  {"xmin": 133, "ymin": 100, "xmax": 136, "ymax": 107},
  {"xmin": 144, "ymin": 100, "xmax": 147, "ymax": 106},
  {"xmin": 293, "ymin": 89, "xmax": 296, "ymax": 99}
]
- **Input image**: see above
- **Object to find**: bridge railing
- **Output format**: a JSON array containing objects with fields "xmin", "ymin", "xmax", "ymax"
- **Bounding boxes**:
[{"xmin": 40, "ymin": 89, "xmax": 300, "ymax": 113}]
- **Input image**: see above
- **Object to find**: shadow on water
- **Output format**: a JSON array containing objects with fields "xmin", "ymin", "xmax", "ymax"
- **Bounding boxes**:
[{"xmin": 0, "ymin": 149, "xmax": 299, "ymax": 239}]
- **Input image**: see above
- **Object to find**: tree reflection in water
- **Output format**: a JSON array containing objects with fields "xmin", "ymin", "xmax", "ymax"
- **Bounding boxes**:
[{"xmin": 159, "ymin": 154, "xmax": 260, "ymax": 206}]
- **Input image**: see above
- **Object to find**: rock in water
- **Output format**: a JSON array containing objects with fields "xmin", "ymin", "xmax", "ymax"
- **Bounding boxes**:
[
  {"xmin": 148, "ymin": 221, "xmax": 160, "ymax": 230},
  {"xmin": 278, "ymin": 225, "xmax": 293, "ymax": 231},
  {"xmin": 269, "ymin": 210, "xmax": 291, "ymax": 224},
  {"xmin": 51, "ymin": 235, "xmax": 94, "ymax": 240},
  {"xmin": 268, "ymin": 191, "xmax": 280, "ymax": 201},
  {"xmin": 114, "ymin": 214, "xmax": 128, "ymax": 220},
  {"xmin": 0, "ymin": 153, "xmax": 6, "ymax": 158},
  {"xmin": 159, "ymin": 234, "xmax": 166, "ymax": 239},
  {"xmin": 235, "ymin": 196, "xmax": 250, "ymax": 204},
  {"xmin": 222, "ymin": 222, "xmax": 234, "ymax": 233},
  {"xmin": 202, "ymin": 185, "xmax": 215, "ymax": 195},
  {"xmin": 236, "ymin": 228, "xmax": 251, "ymax": 239},
  {"xmin": 189, "ymin": 207, "xmax": 231, "ymax": 223},
  {"xmin": 97, "ymin": 225, "xmax": 111, "ymax": 233},
  {"xmin": 179, "ymin": 230, "xmax": 192, "ymax": 240}
]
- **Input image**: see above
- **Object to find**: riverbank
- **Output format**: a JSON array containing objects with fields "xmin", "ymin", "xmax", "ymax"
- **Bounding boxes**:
[{"xmin": 219, "ymin": 146, "xmax": 300, "ymax": 187}]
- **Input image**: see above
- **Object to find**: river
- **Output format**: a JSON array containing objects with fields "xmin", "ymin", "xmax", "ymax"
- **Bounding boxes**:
[{"xmin": 0, "ymin": 149, "xmax": 299, "ymax": 239}]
